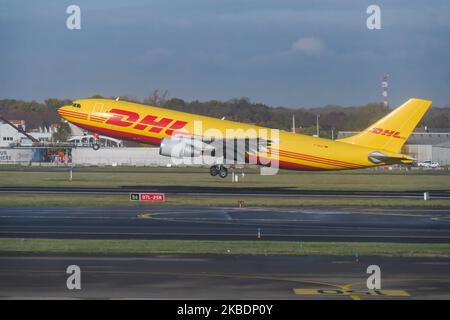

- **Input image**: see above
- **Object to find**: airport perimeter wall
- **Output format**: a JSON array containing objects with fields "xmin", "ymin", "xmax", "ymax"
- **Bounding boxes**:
[
  {"xmin": 71, "ymin": 147, "xmax": 172, "ymax": 166},
  {"xmin": 71, "ymin": 147, "xmax": 218, "ymax": 166},
  {"xmin": 0, "ymin": 148, "xmax": 34, "ymax": 164},
  {"xmin": 0, "ymin": 147, "xmax": 215, "ymax": 166},
  {"xmin": 2, "ymin": 145, "xmax": 449, "ymax": 167}
]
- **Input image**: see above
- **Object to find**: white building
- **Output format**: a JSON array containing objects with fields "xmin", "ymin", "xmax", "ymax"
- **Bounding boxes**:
[
  {"xmin": 0, "ymin": 120, "xmax": 25, "ymax": 147},
  {"xmin": 19, "ymin": 132, "xmax": 54, "ymax": 146},
  {"xmin": 0, "ymin": 119, "xmax": 59, "ymax": 147}
]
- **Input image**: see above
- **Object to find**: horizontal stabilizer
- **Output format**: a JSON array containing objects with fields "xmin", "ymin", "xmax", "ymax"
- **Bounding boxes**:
[{"xmin": 368, "ymin": 151, "xmax": 414, "ymax": 165}]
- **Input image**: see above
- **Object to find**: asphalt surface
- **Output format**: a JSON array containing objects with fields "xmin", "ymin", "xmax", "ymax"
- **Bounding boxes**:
[
  {"xmin": 1, "ymin": 186, "xmax": 450, "ymax": 198},
  {"xmin": 0, "ymin": 254, "xmax": 449, "ymax": 299},
  {"xmin": 1, "ymin": 206, "xmax": 450, "ymax": 242}
]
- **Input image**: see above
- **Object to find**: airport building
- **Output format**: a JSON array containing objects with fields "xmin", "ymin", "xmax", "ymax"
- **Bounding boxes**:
[
  {"xmin": 0, "ymin": 120, "xmax": 25, "ymax": 147},
  {"xmin": 0, "ymin": 120, "xmax": 56, "ymax": 147}
]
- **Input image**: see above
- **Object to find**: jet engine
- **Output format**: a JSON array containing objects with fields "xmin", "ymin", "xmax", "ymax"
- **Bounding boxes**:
[{"xmin": 159, "ymin": 137, "xmax": 202, "ymax": 158}]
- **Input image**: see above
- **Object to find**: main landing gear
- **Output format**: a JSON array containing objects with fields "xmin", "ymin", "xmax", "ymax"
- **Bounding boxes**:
[
  {"xmin": 92, "ymin": 143, "xmax": 100, "ymax": 151},
  {"xmin": 209, "ymin": 165, "xmax": 228, "ymax": 178}
]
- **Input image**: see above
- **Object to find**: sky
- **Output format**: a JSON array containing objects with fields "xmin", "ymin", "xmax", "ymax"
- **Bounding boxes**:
[{"xmin": 0, "ymin": 0, "xmax": 449, "ymax": 108}]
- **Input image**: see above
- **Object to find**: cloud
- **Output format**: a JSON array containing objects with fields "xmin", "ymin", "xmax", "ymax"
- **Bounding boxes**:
[
  {"xmin": 291, "ymin": 37, "xmax": 326, "ymax": 55},
  {"xmin": 136, "ymin": 48, "xmax": 173, "ymax": 63},
  {"xmin": 250, "ymin": 36, "xmax": 327, "ymax": 64}
]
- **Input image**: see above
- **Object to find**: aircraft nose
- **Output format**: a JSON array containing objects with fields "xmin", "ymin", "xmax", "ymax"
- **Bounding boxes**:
[{"xmin": 57, "ymin": 106, "xmax": 70, "ymax": 118}]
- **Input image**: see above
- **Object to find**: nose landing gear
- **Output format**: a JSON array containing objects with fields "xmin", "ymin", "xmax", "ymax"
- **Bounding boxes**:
[{"xmin": 92, "ymin": 133, "xmax": 101, "ymax": 151}]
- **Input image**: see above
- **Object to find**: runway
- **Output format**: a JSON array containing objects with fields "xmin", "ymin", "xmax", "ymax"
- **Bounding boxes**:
[
  {"xmin": 1, "ymin": 186, "xmax": 450, "ymax": 198},
  {"xmin": 1, "ymin": 205, "xmax": 450, "ymax": 242},
  {"xmin": 1, "ymin": 254, "xmax": 449, "ymax": 299}
]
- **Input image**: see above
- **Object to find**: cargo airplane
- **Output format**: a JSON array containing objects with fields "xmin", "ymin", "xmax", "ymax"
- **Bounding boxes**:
[{"xmin": 58, "ymin": 98, "xmax": 432, "ymax": 178}]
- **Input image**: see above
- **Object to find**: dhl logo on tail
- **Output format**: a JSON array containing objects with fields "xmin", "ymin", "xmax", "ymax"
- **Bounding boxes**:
[{"xmin": 369, "ymin": 128, "xmax": 404, "ymax": 139}]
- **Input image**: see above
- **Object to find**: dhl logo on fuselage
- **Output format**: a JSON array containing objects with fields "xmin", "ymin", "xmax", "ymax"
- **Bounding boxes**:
[
  {"xmin": 102, "ymin": 108, "xmax": 188, "ymax": 136},
  {"xmin": 369, "ymin": 127, "xmax": 405, "ymax": 139}
]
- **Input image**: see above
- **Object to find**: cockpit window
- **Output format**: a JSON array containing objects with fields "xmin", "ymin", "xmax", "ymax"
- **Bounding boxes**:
[{"xmin": 72, "ymin": 103, "xmax": 81, "ymax": 108}]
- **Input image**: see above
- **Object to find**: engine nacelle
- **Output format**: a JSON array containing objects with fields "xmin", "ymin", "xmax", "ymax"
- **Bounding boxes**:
[{"xmin": 159, "ymin": 137, "xmax": 202, "ymax": 158}]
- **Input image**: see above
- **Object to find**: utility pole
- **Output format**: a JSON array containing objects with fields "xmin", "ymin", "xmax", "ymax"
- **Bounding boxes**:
[
  {"xmin": 382, "ymin": 74, "xmax": 389, "ymax": 109},
  {"xmin": 292, "ymin": 115, "xmax": 296, "ymax": 133},
  {"xmin": 316, "ymin": 114, "xmax": 320, "ymax": 137}
]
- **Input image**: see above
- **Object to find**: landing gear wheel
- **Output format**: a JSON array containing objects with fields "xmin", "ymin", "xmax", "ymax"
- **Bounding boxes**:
[
  {"xmin": 92, "ymin": 143, "xmax": 100, "ymax": 151},
  {"xmin": 209, "ymin": 166, "xmax": 219, "ymax": 176},
  {"xmin": 219, "ymin": 166, "xmax": 228, "ymax": 178}
]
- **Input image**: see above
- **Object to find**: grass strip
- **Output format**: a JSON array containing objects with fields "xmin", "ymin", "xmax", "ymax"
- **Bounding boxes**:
[
  {"xmin": 1, "ymin": 193, "xmax": 450, "ymax": 207},
  {"xmin": 1, "ymin": 238, "xmax": 449, "ymax": 257}
]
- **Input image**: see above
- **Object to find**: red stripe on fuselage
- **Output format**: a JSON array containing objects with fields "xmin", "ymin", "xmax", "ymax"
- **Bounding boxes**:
[
  {"xmin": 277, "ymin": 151, "xmax": 360, "ymax": 169},
  {"xmin": 246, "ymin": 154, "xmax": 325, "ymax": 171},
  {"xmin": 275, "ymin": 149, "xmax": 361, "ymax": 168},
  {"xmin": 277, "ymin": 148, "xmax": 359, "ymax": 166},
  {"xmin": 59, "ymin": 110, "xmax": 88, "ymax": 118},
  {"xmin": 59, "ymin": 112, "xmax": 88, "ymax": 120}
]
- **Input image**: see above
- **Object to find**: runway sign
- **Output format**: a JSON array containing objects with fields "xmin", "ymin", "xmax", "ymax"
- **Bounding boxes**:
[
  {"xmin": 130, "ymin": 193, "xmax": 165, "ymax": 202},
  {"xmin": 293, "ymin": 288, "xmax": 410, "ymax": 297}
]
